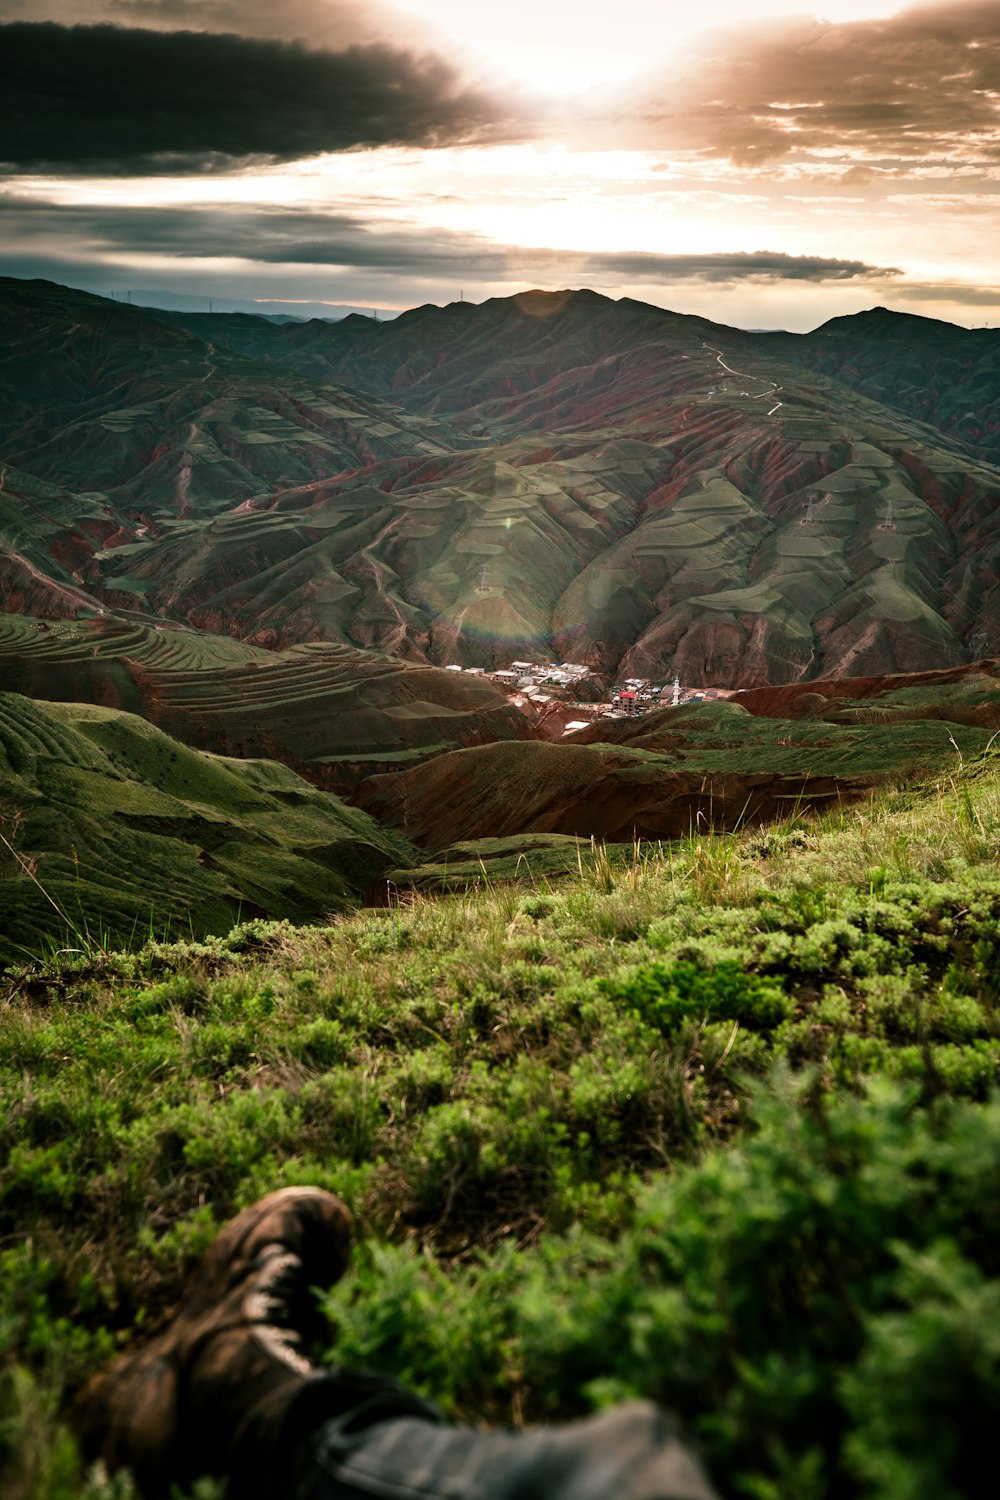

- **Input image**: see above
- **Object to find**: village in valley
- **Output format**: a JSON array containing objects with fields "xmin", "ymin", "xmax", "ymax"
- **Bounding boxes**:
[{"xmin": 441, "ymin": 659, "xmax": 728, "ymax": 733}]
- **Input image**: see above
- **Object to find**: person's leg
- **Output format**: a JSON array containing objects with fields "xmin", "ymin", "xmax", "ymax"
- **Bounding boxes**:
[
  {"xmin": 294, "ymin": 1400, "xmax": 716, "ymax": 1500},
  {"xmin": 76, "ymin": 1187, "xmax": 717, "ymax": 1500}
]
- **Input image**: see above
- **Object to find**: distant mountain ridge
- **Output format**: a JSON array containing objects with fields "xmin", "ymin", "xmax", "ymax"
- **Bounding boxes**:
[{"xmin": 763, "ymin": 306, "xmax": 1000, "ymax": 463}]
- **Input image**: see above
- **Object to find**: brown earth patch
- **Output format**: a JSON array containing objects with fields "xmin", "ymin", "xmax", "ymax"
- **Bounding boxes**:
[{"xmin": 353, "ymin": 740, "xmax": 867, "ymax": 849}]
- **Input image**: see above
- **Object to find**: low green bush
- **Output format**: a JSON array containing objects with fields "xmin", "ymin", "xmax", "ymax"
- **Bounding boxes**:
[
  {"xmin": 325, "ymin": 1079, "xmax": 1000, "ymax": 1500},
  {"xmin": 605, "ymin": 958, "xmax": 791, "ymax": 1031}
]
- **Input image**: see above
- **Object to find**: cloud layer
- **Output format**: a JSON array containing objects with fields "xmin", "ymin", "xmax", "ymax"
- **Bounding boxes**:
[
  {"xmin": 1, "ymin": 0, "xmax": 386, "ymax": 47},
  {"xmin": 0, "ymin": 21, "xmax": 517, "ymax": 170},
  {"xmin": 0, "ymin": 194, "xmax": 899, "ymax": 286},
  {"xmin": 2, "ymin": 3, "xmax": 997, "ymax": 327},
  {"xmin": 635, "ymin": 1, "xmax": 1000, "ymax": 171}
]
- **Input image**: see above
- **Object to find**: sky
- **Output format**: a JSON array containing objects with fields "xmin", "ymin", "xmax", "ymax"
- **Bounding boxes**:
[{"xmin": 1, "ymin": 1, "xmax": 999, "ymax": 329}]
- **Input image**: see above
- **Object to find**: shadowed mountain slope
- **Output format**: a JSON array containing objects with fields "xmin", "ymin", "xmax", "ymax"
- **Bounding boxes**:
[
  {"xmin": 354, "ymin": 697, "xmax": 997, "ymax": 850},
  {"xmin": 0, "ymin": 460, "xmax": 124, "ymax": 618},
  {"xmin": 761, "ymin": 307, "xmax": 1000, "ymax": 464},
  {"xmin": 0, "ymin": 277, "xmax": 460, "ymax": 516},
  {"xmin": 154, "ymin": 290, "xmax": 723, "ymax": 419},
  {"xmin": 353, "ymin": 736, "xmax": 863, "ymax": 848}
]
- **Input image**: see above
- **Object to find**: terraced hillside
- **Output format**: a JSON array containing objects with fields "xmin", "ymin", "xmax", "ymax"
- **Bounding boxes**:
[
  {"xmin": 86, "ymin": 392, "xmax": 1000, "ymax": 683},
  {"xmin": 0, "ymin": 461, "xmax": 125, "ymax": 619},
  {"xmin": 88, "ymin": 437, "xmax": 675, "ymax": 662},
  {"xmin": 763, "ymin": 307, "xmax": 1000, "ymax": 463},
  {"xmin": 0, "ymin": 614, "xmax": 532, "ymax": 789},
  {"xmin": 0, "ymin": 692, "xmax": 414, "ymax": 965},
  {"xmin": 3, "ymin": 279, "xmax": 1000, "ymax": 686},
  {"xmin": 0, "ymin": 277, "xmax": 460, "ymax": 516}
]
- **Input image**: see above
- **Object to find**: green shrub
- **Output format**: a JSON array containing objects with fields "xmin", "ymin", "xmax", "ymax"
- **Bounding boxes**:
[
  {"xmin": 604, "ymin": 960, "xmax": 791, "ymax": 1032},
  {"xmin": 325, "ymin": 1079, "xmax": 1000, "ymax": 1500}
]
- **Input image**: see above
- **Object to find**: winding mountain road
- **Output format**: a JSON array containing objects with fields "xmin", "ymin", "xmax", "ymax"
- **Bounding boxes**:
[{"xmin": 703, "ymin": 342, "xmax": 783, "ymax": 416}]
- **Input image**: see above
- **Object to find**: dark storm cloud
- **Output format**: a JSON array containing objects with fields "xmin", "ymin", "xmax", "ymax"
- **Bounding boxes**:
[
  {"xmin": 0, "ymin": 21, "xmax": 519, "ymax": 172},
  {"xmin": 636, "ymin": 1, "xmax": 1000, "ymax": 169},
  {"xmin": 0, "ymin": 197, "xmax": 492, "ymax": 270},
  {"xmin": 0, "ymin": 195, "xmax": 898, "ymax": 285},
  {"xmin": 2, "ymin": 1, "xmax": 382, "ymax": 48}
]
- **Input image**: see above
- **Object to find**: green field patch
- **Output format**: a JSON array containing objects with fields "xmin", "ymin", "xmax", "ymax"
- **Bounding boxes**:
[{"xmin": 612, "ymin": 698, "xmax": 995, "ymax": 778}]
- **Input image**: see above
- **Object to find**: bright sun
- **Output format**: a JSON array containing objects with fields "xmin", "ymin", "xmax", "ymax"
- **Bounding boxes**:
[{"xmin": 391, "ymin": 1, "xmax": 906, "ymax": 96}]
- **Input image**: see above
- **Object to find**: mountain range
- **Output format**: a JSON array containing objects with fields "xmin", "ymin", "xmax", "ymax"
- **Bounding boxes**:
[
  {"xmin": 4, "ymin": 278, "xmax": 1000, "ymax": 687},
  {"xmin": 4, "ymin": 274, "xmax": 1000, "ymax": 955}
]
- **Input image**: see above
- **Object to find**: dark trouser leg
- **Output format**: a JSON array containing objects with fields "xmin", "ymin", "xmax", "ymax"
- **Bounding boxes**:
[{"xmin": 287, "ymin": 1394, "xmax": 718, "ymax": 1500}]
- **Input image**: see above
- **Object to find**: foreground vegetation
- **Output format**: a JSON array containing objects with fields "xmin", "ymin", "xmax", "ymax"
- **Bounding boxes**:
[{"xmin": 2, "ymin": 758, "xmax": 999, "ymax": 1499}]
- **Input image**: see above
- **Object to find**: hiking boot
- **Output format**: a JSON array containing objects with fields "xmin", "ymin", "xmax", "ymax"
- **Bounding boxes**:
[{"xmin": 75, "ymin": 1186, "xmax": 353, "ymax": 1498}]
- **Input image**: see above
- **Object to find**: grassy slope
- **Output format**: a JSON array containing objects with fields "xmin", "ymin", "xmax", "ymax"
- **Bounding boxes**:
[
  {"xmin": 0, "ymin": 692, "xmax": 412, "ymax": 964},
  {"xmin": 571, "ymin": 696, "xmax": 998, "ymax": 775},
  {"xmin": 2, "ymin": 760, "xmax": 999, "ymax": 1498}
]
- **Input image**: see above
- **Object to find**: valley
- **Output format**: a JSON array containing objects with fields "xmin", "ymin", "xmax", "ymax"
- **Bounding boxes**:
[{"xmin": 3, "ymin": 278, "xmax": 1000, "ymax": 956}]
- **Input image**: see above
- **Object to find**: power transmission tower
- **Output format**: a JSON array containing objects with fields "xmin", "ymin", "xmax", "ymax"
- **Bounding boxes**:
[
  {"xmin": 971, "ymin": 631, "xmax": 988, "ymax": 659},
  {"xmin": 477, "ymin": 564, "xmax": 491, "ymax": 592},
  {"xmin": 804, "ymin": 495, "xmax": 815, "ymax": 523},
  {"xmin": 879, "ymin": 498, "xmax": 895, "ymax": 530},
  {"xmin": 672, "ymin": 675, "xmax": 680, "ymax": 706}
]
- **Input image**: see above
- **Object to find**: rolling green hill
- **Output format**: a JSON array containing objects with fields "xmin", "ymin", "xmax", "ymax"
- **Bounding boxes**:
[
  {"xmin": 0, "ymin": 692, "xmax": 413, "ymax": 965},
  {"xmin": 0, "ymin": 614, "xmax": 532, "ymax": 788}
]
